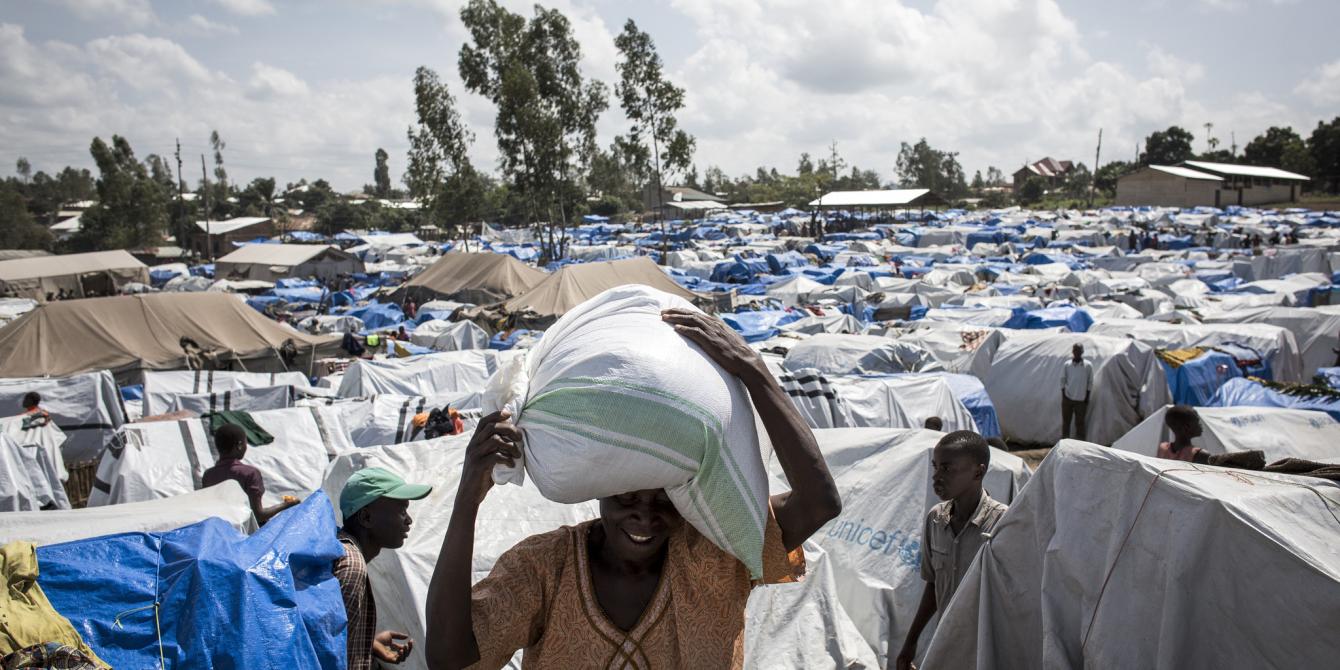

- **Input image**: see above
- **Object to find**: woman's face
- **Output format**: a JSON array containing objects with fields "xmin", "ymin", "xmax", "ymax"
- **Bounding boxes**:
[{"xmin": 598, "ymin": 489, "xmax": 683, "ymax": 562}]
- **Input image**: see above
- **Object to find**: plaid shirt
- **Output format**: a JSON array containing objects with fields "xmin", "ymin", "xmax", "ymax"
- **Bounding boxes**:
[{"xmin": 334, "ymin": 531, "xmax": 377, "ymax": 670}]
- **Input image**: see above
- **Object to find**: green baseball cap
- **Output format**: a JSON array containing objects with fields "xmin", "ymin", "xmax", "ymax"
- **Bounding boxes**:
[{"xmin": 339, "ymin": 467, "xmax": 432, "ymax": 520}]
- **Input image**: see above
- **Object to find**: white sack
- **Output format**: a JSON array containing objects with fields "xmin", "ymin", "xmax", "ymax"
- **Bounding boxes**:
[{"xmin": 485, "ymin": 285, "xmax": 773, "ymax": 578}]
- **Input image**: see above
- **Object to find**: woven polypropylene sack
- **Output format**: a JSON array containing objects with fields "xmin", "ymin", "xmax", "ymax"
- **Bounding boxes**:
[{"xmin": 485, "ymin": 285, "xmax": 771, "ymax": 577}]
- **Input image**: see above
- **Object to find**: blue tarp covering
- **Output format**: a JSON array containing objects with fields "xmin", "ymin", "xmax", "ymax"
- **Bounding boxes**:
[
  {"xmin": 270, "ymin": 287, "xmax": 328, "ymax": 304},
  {"xmin": 919, "ymin": 373, "xmax": 1001, "ymax": 438},
  {"xmin": 1213, "ymin": 342, "xmax": 1272, "ymax": 380},
  {"xmin": 721, "ymin": 310, "xmax": 802, "ymax": 342},
  {"xmin": 119, "ymin": 384, "xmax": 143, "ymax": 401},
  {"xmin": 1003, "ymin": 305, "xmax": 1093, "ymax": 332},
  {"xmin": 710, "ymin": 256, "xmax": 771, "ymax": 283},
  {"xmin": 148, "ymin": 268, "xmax": 186, "ymax": 287},
  {"xmin": 1161, "ymin": 350, "xmax": 1243, "ymax": 406},
  {"xmin": 1319, "ymin": 367, "xmax": 1340, "ymax": 390},
  {"xmin": 490, "ymin": 329, "xmax": 542, "ymax": 350},
  {"xmin": 1207, "ymin": 377, "xmax": 1340, "ymax": 421},
  {"xmin": 804, "ymin": 243, "xmax": 845, "ymax": 263},
  {"xmin": 37, "ymin": 493, "xmax": 346, "ymax": 669},
  {"xmin": 276, "ymin": 277, "xmax": 322, "ymax": 289},
  {"xmin": 190, "ymin": 264, "xmax": 214, "ymax": 278},
  {"xmin": 347, "ymin": 301, "xmax": 404, "ymax": 330},
  {"xmin": 765, "ymin": 251, "xmax": 809, "ymax": 274}
]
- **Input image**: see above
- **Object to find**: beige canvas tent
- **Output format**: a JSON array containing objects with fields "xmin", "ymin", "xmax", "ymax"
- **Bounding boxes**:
[
  {"xmin": 216, "ymin": 244, "xmax": 363, "ymax": 282},
  {"xmin": 0, "ymin": 250, "xmax": 149, "ymax": 301},
  {"xmin": 0, "ymin": 293, "xmax": 340, "ymax": 382},
  {"xmin": 471, "ymin": 257, "xmax": 699, "ymax": 329},
  {"xmin": 392, "ymin": 252, "xmax": 547, "ymax": 305}
]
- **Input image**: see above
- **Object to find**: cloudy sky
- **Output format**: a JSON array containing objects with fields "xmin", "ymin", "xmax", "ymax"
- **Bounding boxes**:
[{"xmin": 3, "ymin": 0, "xmax": 1338, "ymax": 192}]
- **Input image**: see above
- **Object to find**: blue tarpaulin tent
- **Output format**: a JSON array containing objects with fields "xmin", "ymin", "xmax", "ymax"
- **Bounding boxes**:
[
  {"xmin": 1003, "ymin": 305, "xmax": 1093, "ymax": 332},
  {"xmin": 721, "ymin": 310, "xmax": 802, "ymax": 342},
  {"xmin": 1161, "ymin": 349, "xmax": 1243, "ymax": 406},
  {"xmin": 37, "ymin": 493, "xmax": 346, "ymax": 669},
  {"xmin": 347, "ymin": 301, "xmax": 404, "ymax": 330},
  {"xmin": 1319, "ymin": 367, "xmax": 1340, "ymax": 390},
  {"xmin": 1207, "ymin": 377, "xmax": 1340, "ymax": 421},
  {"xmin": 490, "ymin": 329, "xmax": 542, "ymax": 350}
]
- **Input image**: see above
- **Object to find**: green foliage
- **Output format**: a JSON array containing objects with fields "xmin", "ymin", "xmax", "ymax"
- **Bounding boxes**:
[
  {"xmin": 895, "ymin": 138, "xmax": 967, "ymax": 196},
  {"xmin": 1244, "ymin": 126, "xmax": 1304, "ymax": 167},
  {"xmin": 1308, "ymin": 117, "xmax": 1340, "ymax": 193},
  {"xmin": 1093, "ymin": 161, "xmax": 1133, "ymax": 196},
  {"xmin": 458, "ymin": 0, "xmax": 608, "ymax": 260},
  {"xmin": 0, "ymin": 181, "xmax": 53, "ymax": 249},
  {"xmin": 1140, "ymin": 126, "xmax": 1194, "ymax": 165},
  {"xmin": 1018, "ymin": 176, "xmax": 1045, "ymax": 205},
  {"xmin": 1196, "ymin": 149, "xmax": 1236, "ymax": 163},
  {"xmin": 373, "ymin": 148, "xmax": 391, "ymax": 198},
  {"xmin": 70, "ymin": 135, "xmax": 168, "ymax": 251},
  {"xmin": 405, "ymin": 66, "xmax": 478, "ymax": 238},
  {"xmin": 15, "ymin": 157, "xmax": 31, "ymax": 183},
  {"xmin": 1062, "ymin": 162, "xmax": 1092, "ymax": 200},
  {"xmin": 315, "ymin": 199, "xmax": 370, "ymax": 236},
  {"xmin": 614, "ymin": 19, "xmax": 695, "ymax": 198}
]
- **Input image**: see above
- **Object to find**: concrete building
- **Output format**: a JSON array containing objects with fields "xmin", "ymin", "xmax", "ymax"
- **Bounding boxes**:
[
  {"xmin": 642, "ymin": 184, "xmax": 727, "ymax": 218},
  {"xmin": 1115, "ymin": 162, "xmax": 1309, "ymax": 208},
  {"xmin": 1013, "ymin": 157, "xmax": 1075, "ymax": 194}
]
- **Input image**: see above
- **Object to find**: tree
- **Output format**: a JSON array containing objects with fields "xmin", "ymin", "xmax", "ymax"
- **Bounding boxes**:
[
  {"xmin": 614, "ymin": 19, "xmax": 694, "ymax": 262},
  {"xmin": 1310, "ymin": 117, "xmax": 1340, "ymax": 193},
  {"xmin": 315, "ymin": 200, "xmax": 370, "ymax": 236},
  {"xmin": 15, "ymin": 157, "xmax": 31, "ymax": 184},
  {"xmin": 405, "ymin": 66, "xmax": 477, "ymax": 244},
  {"xmin": 0, "ymin": 182, "xmax": 53, "ymax": 249},
  {"xmin": 797, "ymin": 153, "xmax": 814, "ymax": 176},
  {"xmin": 373, "ymin": 148, "xmax": 391, "ymax": 198},
  {"xmin": 1019, "ymin": 176, "xmax": 1045, "ymax": 205},
  {"xmin": 986, "ymin": 166, "xmax": 1005, "ymax": 186},
  {"xmin": 895, "ymin": 138, "xmax": 967, "ymax": 196},
  {"xmin": 208, "ymin": 130, "xmax": 232, "ymax": 219},
  {"xmin": 1062, "ymin": 162, "xmax": 1092, "ymax": 200},
  {"xmin": 971, "ymin": 170, "xmax": 985, "ymax": 194},
  {"xmin": 73, "ymin": 135, "xmax": 168, "ymax": 251},
  {"xmin": 1244, "ymin": 126, "xmax": 1305, "ymax": 167},
  {"xmin": 1139, "ymin": 126, "xmax": 1194, "ymax": 165},
  {"xmin": 458, "ymin": 0, "xmax": 608, "ymax": 262},
  {"xmin": 1094, "ymin": 160, "xmax": 1133, "ymax": 196}
]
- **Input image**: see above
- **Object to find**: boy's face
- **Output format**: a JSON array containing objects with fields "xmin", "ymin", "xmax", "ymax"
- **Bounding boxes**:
[{"xmin": 931, "ymin": 445, "xmax": 984, "ymax": 502}]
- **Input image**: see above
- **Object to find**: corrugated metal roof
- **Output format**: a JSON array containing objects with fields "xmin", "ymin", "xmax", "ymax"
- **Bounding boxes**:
[
  {"xmin": 1182, "ymin": 161, "xmax": 1311, "ymax": 181},
  {"xmin": 216, "ymin": 243, "xmax": 344, "ymax": 266},
  {"xmin": 1148, "ymin": 165, "xmax": 1223, "ymax": 181},
  {"xmin": 193, "ymin": 217, "xmax": 271, "ymax": 234},
  {"xmin": 809, "ymin": 189, "xmax": 934, "ymax": 207}
]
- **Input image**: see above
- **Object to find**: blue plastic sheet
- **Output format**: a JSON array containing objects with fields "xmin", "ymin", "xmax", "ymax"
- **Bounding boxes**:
[
  {"xmin": 347, "ymin": 301, "xmax": 405, "ymax": 330},
  {"xmin": 1319, "ymin": 367, "xmax": 1340, "ymax": 390},
  {"xmin": 721, "ymin": 310, "xmax": 802, "ymax": 342},
  {"xmin": 1003, "ymin": 305, "xmax": 1093, "ymax": 332},
  {"xmin": 490, "ymin": 329, "xmax": 543, "ymax": 350},
  {"xmin": 148, "ymin": 268, "xmax": 186, "ymax": 287},
  {"xmin": 270, "ymin": 287, "xmax": 328, "ymax": 304},
  {"xmin": 119, "ymin": 384, "xmax": 143, "ymax": 401},
  {"xmin": 1207, "ymin": 377, "xmax": 1340, "ymax": 421},
  {"xmin": 765, "ymin": 251, "xmax": 809, "ymax": 274},
  {"xmin": 1161, "ymin": 350, "xmax": 1242, "ymax": 406},
  {"xmin": 37, "ymin": 493, "xmax": 346, "ymax": 669}
]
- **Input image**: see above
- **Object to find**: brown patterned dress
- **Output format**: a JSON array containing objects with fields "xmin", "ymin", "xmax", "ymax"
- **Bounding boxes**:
[{"xmin": 468, "ymin": 509, "xmax": 805, "ymax": 669}]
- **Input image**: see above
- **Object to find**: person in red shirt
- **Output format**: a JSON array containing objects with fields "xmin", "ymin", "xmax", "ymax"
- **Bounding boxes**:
[{"xmin": 201, "ymin": 424, "xmax": 299, "ymax": 524}]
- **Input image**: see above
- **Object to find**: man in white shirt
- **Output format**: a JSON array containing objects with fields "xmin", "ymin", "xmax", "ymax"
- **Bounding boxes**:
[{"xmin": 1060, "ymin": 343, "xmax": 1093, "ymax": 440}]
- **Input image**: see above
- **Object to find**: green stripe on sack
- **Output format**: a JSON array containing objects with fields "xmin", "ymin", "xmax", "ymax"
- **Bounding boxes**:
[{"xmin": 524, "ymin": 380, "xmax": 766, "ymax": 577}]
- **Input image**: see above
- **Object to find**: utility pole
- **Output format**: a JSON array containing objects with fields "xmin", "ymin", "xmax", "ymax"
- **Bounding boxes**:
[
  {"xmin": 173, "ymin": 139, "xmax": 185, "ymax": 249},
  {"xmin": 1231, "ymin": 131, "xmax": 1238, "ymax": 158},
  {"xmin": 1089, "ymin": 128, "xmax": 1102, "ymax": 208},
  {"xmin": 200, "ymin": 154, "xmax": 213, "ymax": 262}
]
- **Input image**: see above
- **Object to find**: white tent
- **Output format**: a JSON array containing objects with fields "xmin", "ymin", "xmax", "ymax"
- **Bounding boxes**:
[
  {"xmin": 297, "ymin": 314, "xmax": 364, "ymax": 335},
  {"xmin": 0, "ymin": 480, "xmax": 254, "ymax": 547},
  {"xmin": 1200, "ymin": 305, "xmax": 1340, "ymax": 377},
  {"xmin": 772, "ymin": 428, "xmax": 1030, "ymax": 667},
  {"xmin": 778, "ymin": 314, "xmax": 866, "ymax": 335},
  {"xmin": 337, "ymin": 350, "xmax": 498, "ymax": 398},
  {"xmin": 142, "ymin": 370, "xmax": 310, "ymax": 417},
  {"xmin": 766, "ymin": 275, "xmax": 825, "ymax": 307},
  {"xmin": 409, "ymin": 319, "xmax": 491, "ymax": 352},
  {"xmin": 976, "ymin": 331, "xmax": 1171, "ymax": 445},
  {"xmin": 0, "ymin": 431, "xmax": 68, "ymax": 511},
  {"xmin": 1112, "ymin": 405, "xmax": 1340, "ymax": 463},
  {"xmin": 0, "ymin": 370, "xmax": 126, "ymax": 463},
  {"xmin": 828, "ymin": 375, "xmax": 978, "ymax": 432},
  {"xmin": 168, "ymin": 384, "xmax": 294, "ymax": 414},
  {"xmin": 88, "ymin": 405, "xmax": 355, "ymax": 506},
  {"xmin": 923, "ymin": 441, "xmax": 1340, "ymax": 669},
  {"xmin": 342, "ymin": 392, "xmax": 483, "ymax": 448},
  {"xmin": 783, "ymin": 334, "xmax": 943, "ymax": 376},
  {"xmin": 1088, "ymin": 318, "xmax": 1304, "ymax": 382}
]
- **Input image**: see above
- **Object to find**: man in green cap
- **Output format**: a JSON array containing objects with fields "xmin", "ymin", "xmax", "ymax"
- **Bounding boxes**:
[{"xmin": 334, "ymin": 467, "xmax": 432, "ymax": 670}]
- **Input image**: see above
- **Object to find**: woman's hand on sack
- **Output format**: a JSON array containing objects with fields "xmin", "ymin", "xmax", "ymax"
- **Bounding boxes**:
[
  {"xmin": 661, "ymin": 308, "xmax": 764, "ymax": 380},
  {"xmin": 458, "ymin": 410, "xmax": 523, "ymax": 508}
]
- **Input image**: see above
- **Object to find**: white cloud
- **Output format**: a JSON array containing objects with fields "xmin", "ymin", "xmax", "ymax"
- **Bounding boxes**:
[
  {"xmin": 186, "ymin": 14, "xmax": 240, "ymax": 36},
  {"xmin": 1146, "ymin": 47, "xmax": 1206, "ymax": 84},
  {"xmin": 1294, "ymin": 59, "xmax": 1340, "ymax": 107},
  {"xmin": 49, "ymin": 0, "xmax": 157, "ymax": 27},
  {"xmin": 86, "ymin": 34, "xmax": 215, "ymax": 91},
  {"xmin": 211, "ymin": 0, "xmax": 277, "ymax": 17},
  {"xmin": 249, "ymin": 62, "xmax": 310, "ymax": 97}
]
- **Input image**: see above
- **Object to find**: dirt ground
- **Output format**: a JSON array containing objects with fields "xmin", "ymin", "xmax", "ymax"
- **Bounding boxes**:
[{"xmin": 1010, "ymin": 447, "xmax": 1052, "ymax": 471}]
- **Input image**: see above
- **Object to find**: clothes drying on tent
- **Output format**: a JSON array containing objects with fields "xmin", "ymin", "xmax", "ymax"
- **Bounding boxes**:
[{"xmin": 0, "ymin": 541, "xmax": 107, "ymax": 667}]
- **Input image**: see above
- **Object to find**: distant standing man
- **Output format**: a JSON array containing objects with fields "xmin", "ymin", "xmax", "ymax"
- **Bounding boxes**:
[
  {"xmin": 1061, "ymin": 343, "xmax": 1093, "ymax": 440},
  {"xmin": 334, "ymin": 467, "xmax": 432, "ymax": 669}
]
